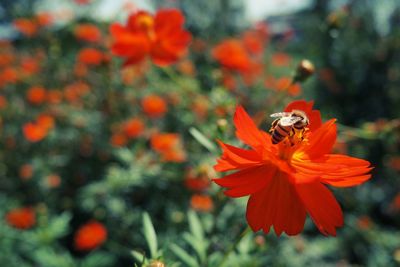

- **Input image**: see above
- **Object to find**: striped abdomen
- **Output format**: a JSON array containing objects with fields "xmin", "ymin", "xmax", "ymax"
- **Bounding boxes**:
[{"xmin": 271, "ymin": 123, "xmax": 292, "ymax": 144}]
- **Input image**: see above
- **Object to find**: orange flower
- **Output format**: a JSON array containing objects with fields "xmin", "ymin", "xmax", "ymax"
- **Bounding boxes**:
[
  {"xmin": 13, "ymin": 18, "xmax": 38, "ymax": 37},
  {"xmin": 20, "ymin": 57, "xmax": 40, "ymax": 76},
  {"xmin": 271, "ymin": 52, "xmax": 291, "ymax": 67},
  {"xmin": 74, "ymin": 24, "xmax": 102, "ymax": 43},
  {"xmin": 5, "ymin": 207, "xmax": 36, "ymax": 229},
  {"xmin": 77, "ymin": 48, "xmax": 104, "ymax": 65},
  {"xmin": 212, "ymin": 39, "xmax": 251, "ymax": 72},
  {"xmin": 123, "ymin": 118, "xmax": 144, "ymax": 138},
  {"xmin": 275, "ymin": 77, "xmax": 302, "ymax": 96},
  {"xmin": 26, "ymin": 86, "xmax": 47, "ymax": 105},
  {"xmin": 23, "ymin": 122, "xmax": 48, "ymax": 142},
  {"xmin": 110, "ymin": 9, "xmax": 192, "ymax": 66},
  {"xmin": 190, "ymin": 194, "xmax": 214, "ymax": 212},
  {"xmin": 150, "ymin": 133, "xmax": 186, "ymax": 162},
  {"xmin": 47, "ymin": 90, "xmax": 63, "ymax": 104},
  {"xmin": 19, "ymin": 164, "xmax": 33, "ymax": 180},
  {"xmin": 213, "ymin": 100, "xmax": 372, "ymax": 236},
  {"xmin": 37, "ymin": 114, "xmax": 55, "ymax": 130},
  {"xmin": 110, "ymin": 132, "xmax": 128, "ymax": 147},
  {"xmin": 36, "ymin": 12, "xmax": 53, "ymax": 27},
  {"xmin": 0, "ymin": 95, "xmax": 7, "ymax": 109},
  {"xmin": 141, "ymin": 94, "xmax": 167, "ymax": 118},
  {"xmin": 74, "ymin": 221, "xmax": 107, "ymax": 251}
]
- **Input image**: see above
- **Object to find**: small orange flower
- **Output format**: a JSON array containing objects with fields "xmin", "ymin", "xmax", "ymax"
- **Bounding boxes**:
[
  {"xmin": 190, "ymin": 194, "xmax": 213, "ymax": 212},
  {"xmin": 150, "ymin": 133, "xmax": 186, "ymax": 162},
  {"xmin": 37, "ymin": 114, "xmax": 55, "ymax": 130},
  {"xmin": 271, "ymin": 52, "xmax": 291, "ymax": 67},
  {"xmin": 110, "ymin": 9, "xmax": 192, "ymax": 66},
  {"xmin": 77, "ymin": 48, "xmax": 104, "ymax": 65},
  {"xmin": 5, "ymin": 207, "xmax": 36, "ymax": 229},
  {"xmin": 74, "ymin": 221, "xmax": 107, "ymax": 251},
  {"xmin": 213, "ymin": 100, "xmax": 372, "ymax": 236},
  {"xmin": 0, "ymin": 95, "xmax": 7, "ymax": 109},
  {"xmin": 1, "ymin": 67, "xmax": 18, "ymax": 85},
  {"xmin": 26, "ymin": 86, "xmax": 47, "ymax": 105},
  {"xmin": 212, "ymin": 39, "xmax": 251, "ymax": 72},
  {"xmin": 45, "ymin": 174, "xmax": 61, "ymax": 188},
  {"xmin": 13, "ymin": 18, "xmax": 38, "ymax": 37},
  {"xmin": 47, "ymin": 90, "xmax": 63, "ymax": 104},
  {"xmin": 36, "ymin": 12, "xmax": 53, "ymax": 26},
  {"xmin": 123, "ymin": 118, "xmax": 145, "ymax": 138},
  {"xmin": 110, "ymin": 132, "xmax": 128, "ymax": 147},
  {"xmin": 20, "ymin": 57, "xmax": 40, "ymax": 76},
  {"xmin": 185, "ymin": 171, "xmax": 211, "ymax": 192},
  {"xmin": 141, "ymin": 94, "xmax": 168, "ymax": 118},
  {"xmin": 19, "ymin": 164, "xmax": 33, "ymax": 180},
  {"xmin": 74, "ymin": 24, "xmax": 102, "ymax": 43},
  {"xmin": 23, "ymin": 122, "xmax": 48, "ymax": 142}
]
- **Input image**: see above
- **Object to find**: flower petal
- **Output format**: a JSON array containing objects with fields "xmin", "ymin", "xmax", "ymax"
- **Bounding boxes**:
[
  {"xmin": 234, "ymin": 106, "xmax": 271, "ymax": 153},
  {"xmin": 246, "ymin": 172, "xmax": 306, "ymax": 236},
  {"xmin": 284, "ymin": 100, "xmax": 322, "ymax": 131},
  {"xmin": 213, "ymin": 141, "xmax": 262, "ymax": 172},
  {"xmin": 296, "ymin": 182, "xmax": 343, "ymax": 236},
  {"xmin": 213, "ymin": 165, "xmax": 275, "ymax": 198},
  {"xmin": 292, "ymin": 154, "xmax": 372, "ymax": 187},
  {"xmin": 298, "ymin": 119, "xmax": 337, "ymax": 159}
]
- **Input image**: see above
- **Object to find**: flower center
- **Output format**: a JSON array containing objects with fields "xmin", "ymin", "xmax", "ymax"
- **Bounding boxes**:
[{"xmin": 136, "ymin": 14, "xmax": 156, "ymax": 41}]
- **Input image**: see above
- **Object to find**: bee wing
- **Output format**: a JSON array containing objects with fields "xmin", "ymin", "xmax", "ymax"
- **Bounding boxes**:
[
  {"xmin": 279, "ymin": 116, "xmax": 302, "ymax": 126},
  {"xmin": 270, "ymin": 112, "xmax": 292, "ymax": 118}
]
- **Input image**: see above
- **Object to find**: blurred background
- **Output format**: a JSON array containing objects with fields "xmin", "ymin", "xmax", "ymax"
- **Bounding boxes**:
[{"xmin": 0, "ymin": 0, "xmax": 400, "ymax": 266}]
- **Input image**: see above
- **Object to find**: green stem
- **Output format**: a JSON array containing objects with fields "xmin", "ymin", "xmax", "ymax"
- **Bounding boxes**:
[{"xmin": 218, "ymin": 226, "xmax": 251, "ymax": 267}]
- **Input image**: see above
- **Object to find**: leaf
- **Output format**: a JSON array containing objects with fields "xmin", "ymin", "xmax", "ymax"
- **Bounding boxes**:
[
  {"xmin": 188, "ymin": 210, "xmax": 204, "ymax": 241},
  {"xmin": 189, "ymin": 127, "xmax": 217, "ymax": 152},
  {"xmin": 142, "ymin": 212, "xmax": 158, "ymax": 259},
  {"xmin": 131, "ymin": 250, "xmax": 147, "ymax": 265},
  {"xmin": 169, "ymin": 244, "xmax": 199, "ymax": 267}
]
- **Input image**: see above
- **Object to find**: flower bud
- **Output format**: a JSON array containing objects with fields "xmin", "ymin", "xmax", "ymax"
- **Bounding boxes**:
[
  {"xmin": 148, "ymin": 260, "xmax": 165, "ymax": 267},
  {"xmin": 294, "ymin": 59, "xmax": 315, "ymax": 82}
]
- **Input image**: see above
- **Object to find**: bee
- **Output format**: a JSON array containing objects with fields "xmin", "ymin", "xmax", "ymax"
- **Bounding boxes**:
[{"xmin": 269, "ymin": 110, "xmax": 309, "ymax": 145}]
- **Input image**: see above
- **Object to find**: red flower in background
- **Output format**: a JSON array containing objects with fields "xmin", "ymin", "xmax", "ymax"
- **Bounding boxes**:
[
  {"xmin": 74, "ymin": 221, "xmax": 107, "ymax": 251},
  {"xmin": 13, "ymin": 18, "xmax": 38, "ymax": 37},
  {"xmin": 77, "ymin": 48, "xmax": 104, "ymax": 65},
  {"xmin": 26, "ymin": 86, "xmax": 46, "ymax": 105},
  {"xmin": 74, "ymin": 24, "xmax": 102, "ymax": 43},
  {"xmin": 5, "ymin": 207, "xmax": 36, "ymax": 229},
  {"xmin": 151, "ymin": 133, "xmax": 186, "ymax": 162},
  {"xmin": 141, "ymin": 94, "xmax": 168, "ymax": 118},
  {"xmin": 213, "ymin": 100, "xmax": 372, "ymax": 236},
  {"xmin": 110, "ymin": 9, "xmax": 192, "ymax": 66},
  {"xmin": 212, "ymin": 39, "xmax": 251, "ymax": 72}
]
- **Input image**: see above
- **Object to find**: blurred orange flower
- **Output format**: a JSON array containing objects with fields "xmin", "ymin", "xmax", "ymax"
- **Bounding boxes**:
[
  {"xmin": 36, "ymin": 12, "xmax": 53, "ymax": 27},
  {"xmin": 110, "ymin": 132, "xmax": 128, "ymax": 147},
  {"xmin": 110, "ymin": 9, "xmax": 192, "ymax": 66},
  {"xmin": 213, "ymin": 100, "xmax": 372, "ymax": 236},
  {"xmin": 190, "ymin": 194, "xmax": 213, "ymax": 212},
  {"xmin": 23, "ymin": 122, "xmax": 48, "ymax": 142},
  {"xmin": 13, "ymin": 18, "xmax": 38, "ymax": 37},
  {"xmin": 5, "ymin": 207, "xmax": 36, "ymax": 229},
  {"xmin": 77, "ymin": 48, "xmax": 104, "ymax": 65},
  {"xmin": 212, "ymin": 39, "xmax": 251, "ymax": 72},
  {"xmin": 26, "ymin": 86, "xmax": 47, "ymax": 105},
  {"xmin": 74, "ymin": 24, "xmax": 102, "ymax": 43},
  {"xmin": 19, "ymin": 164, "xmax": 33, "ymax": 180},
  {"xmin": 151, "ymin": 133, "xmax": 186, "ymax": 162},
  {"xmin": 271, "ymin": 52, "xmax": 291, "ymax": 67},
  {"xmin": 141, "ymin": 94, "xmax": 168, "ymax": 118},
  {"xmin": 123, "ymin": 118, "xmax": 145, "ymax": 138},
  {"xmin": 74, "ymin": 221, "xmax": 107, "ymax": 251}
]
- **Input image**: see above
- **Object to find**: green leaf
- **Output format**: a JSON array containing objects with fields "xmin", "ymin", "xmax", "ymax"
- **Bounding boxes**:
[
  {"xmin": 188, "ymin": 210, "xmax": 204, "ymax": 241},
  {"xmin": 169, "ymin": 244, "xmax": 199, "ymax": 267},
  {"xmin": 189, "ymin": 127, "xmax": 217, "ymax": 152},
  {"xmin": 142, "ymin": 212, "xmax": 158, "ymax": 259},
  {"xmin": 131, "ymin": 250, "xmax": 147, "ymax": 265}
]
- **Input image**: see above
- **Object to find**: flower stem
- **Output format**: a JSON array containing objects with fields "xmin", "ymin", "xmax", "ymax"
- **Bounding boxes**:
[{"xmin": 218, "ymin": 226, "xmax": 252, "ymax": 267}]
